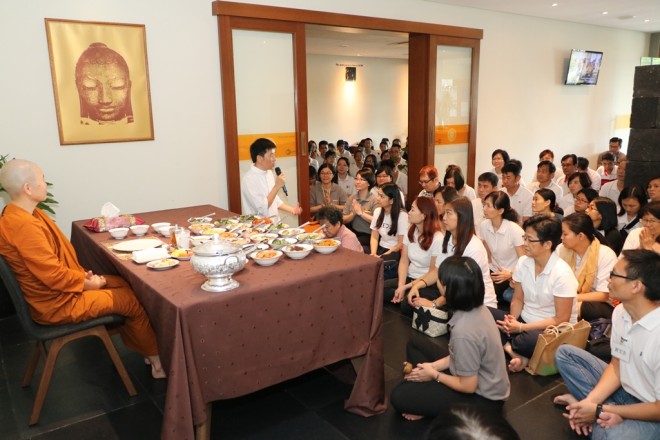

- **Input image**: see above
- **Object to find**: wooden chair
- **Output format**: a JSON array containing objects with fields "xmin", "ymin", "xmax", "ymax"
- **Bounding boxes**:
[{"xmin": 0, "ymin": 255, "xmax": 137, "ymax": 425}]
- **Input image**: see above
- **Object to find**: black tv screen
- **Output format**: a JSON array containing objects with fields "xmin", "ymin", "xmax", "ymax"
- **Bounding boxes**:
[{"xmin": 565, "ymin": 49, "xmax": 603, "ymax": 85}]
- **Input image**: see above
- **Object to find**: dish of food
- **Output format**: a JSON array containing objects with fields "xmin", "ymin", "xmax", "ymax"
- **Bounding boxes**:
[
  {"xmin": 315, "ymin": 239, "xmax": 341, "ymax": 247},
  {"xmin": 214, "ymin": 217, "xmax": 239, "ymax": 227},
  {"xmin": 189, "ymin": 223, "xmax": 215, "ymax": 235},
  {"xmin": 279, "ymin": 228, "xmax": 305, "ymax": 236},
  {"xmin": 296, "ymin": 233, "xmax": 324, "ymax": 242},
  {"xmin": 225, "ymin": 237, "xmax": 251, "ymax": 245},
  {"xmin": 170, "ymin": 249, "xmax": 193, "ymax": 260},
  {"xmin": 313, "ymin": 239, "xmax": 341, "ymax": 255},
  {"xmin": 146, "ymin": 258, "xmax": 179, "ymax": 270},
  {"xmin": 112, "ymin": 238, "xmax": 164, "ymax": 252},
  {"xmin": 188, "ymin": 216, "xmax": 213, "ymax": 224},
  {"xmin": 252, "ymin": 217, "xmax": 273, "ymax": 226},
  {"xmin": 250, "ymin": 233, "xmax": 278, "ymax": 242},
  {"xmin": 237, "ymin": 214, "xmax": 259, "ymax": 222},
  {"xmin": 268, "ymin": 222, "xmax": 289, "ymax": 231},
  {"xmin": 281, "ymin": 244, "xmax": 313, "ymax": 260},
  {"xmin": 269, "ymin": 237, "xmax": 297, "ymax": 247},
  {"xmin": 250, "ymin": 249, "xmax": 283, "ymax": 267},
  {"xmin": 254, "ymin": 250, "xmax": 278, "ymax": 259},
  {"xmin": 201, "ymin": 228, "xmax": 231, "ymax": 236}
]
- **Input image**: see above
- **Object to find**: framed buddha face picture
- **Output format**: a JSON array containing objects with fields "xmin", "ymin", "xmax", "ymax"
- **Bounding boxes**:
[{"xmin": 45, "ymin": 19, "xmax": 154, "ymax": 145}]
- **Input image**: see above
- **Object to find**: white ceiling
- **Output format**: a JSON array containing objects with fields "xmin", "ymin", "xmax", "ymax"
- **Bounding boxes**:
[
  {"xmin": 306, "ymin": 1, "xmax": 659, "ymax": 60},
  {"xmin": 425, "ymin": 0, "xmax": 660, "ymax": 33}
]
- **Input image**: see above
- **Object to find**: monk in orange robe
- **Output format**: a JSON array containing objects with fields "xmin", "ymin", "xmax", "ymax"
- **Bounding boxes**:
[{"xmin": 0, "ymin": 159, "xmax": 165, "ymax": 378}]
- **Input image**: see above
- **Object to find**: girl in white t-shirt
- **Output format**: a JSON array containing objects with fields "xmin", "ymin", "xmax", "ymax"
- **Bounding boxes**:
[
  {"xmin": 370, "ymin": 183, "xmax": 408, "ymax": 258},
  {"xmin": 385, "ymin": 197, "xmax": 442, "ymax": 315}
]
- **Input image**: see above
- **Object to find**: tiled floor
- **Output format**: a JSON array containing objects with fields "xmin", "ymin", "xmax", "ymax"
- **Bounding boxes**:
[{"xmin": 0, "ymin": 305, "xmax": 582, "ymax": 440}]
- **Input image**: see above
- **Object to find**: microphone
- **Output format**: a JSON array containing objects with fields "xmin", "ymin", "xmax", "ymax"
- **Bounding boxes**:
[{"xmin": 275, "ymin": 167, "xmax": 288, "ymax": 196}]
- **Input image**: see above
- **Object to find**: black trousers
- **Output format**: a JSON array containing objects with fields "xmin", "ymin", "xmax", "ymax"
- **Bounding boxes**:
[
  {"xmin": 390, "ymin": 335, "xmax": 505, "ymax": 417},
  {"xmin": 489, "ymin": 307, "xmax": 541, "ymax": 359},
  {"xmin": 383, "ymin": 277, "xmax": 440, "ymax": 317}
]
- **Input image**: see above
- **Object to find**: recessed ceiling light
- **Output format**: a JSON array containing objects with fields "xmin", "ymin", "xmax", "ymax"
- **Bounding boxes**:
[
  {"xmin": 551, "ymin": 3, "xmax": 558, "ymax": 7},
  {"xmin": 644, "ymin": 19, "xmax": 650, "ymax": 23},
  {"xmin": 602, "ymin": 11, "xmax": 608, "ymax": 15}
]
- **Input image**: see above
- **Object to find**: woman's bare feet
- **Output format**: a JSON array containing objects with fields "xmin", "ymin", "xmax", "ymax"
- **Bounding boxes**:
[
  {"xmin": 147, "ymin": 355, "xmax": 166, "ymax": 379},
  {"xmin": 402, "ymin": 413, "xmax": 424, "ymax": 421},
  {"xmin": 503, "ymin": 343, "xmax": 528, "ymax": 373}
]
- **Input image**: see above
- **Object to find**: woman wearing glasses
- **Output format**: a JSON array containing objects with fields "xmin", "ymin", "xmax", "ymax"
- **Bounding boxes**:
[
  {"xmin": 559, "ymin": 171, "xmax": 592, "ymax": 216},
  {"xmin": 621, "ymin": 201, "xmax": 660, "ymax": 254},
  {"xmin": 573, "ymin": 188, "xmax": 598, "ymax": 214},
  {"xmin": 556, "ymin": 213, "xmax": 618, "ymax": 321},
  {"xmin": 309, "ymin": 163, "xmax": 347, "ymax": 216},
  {"xmin": 490, "ymin": 215, "xmax": 578, "ymax": 373},
  {"xmin": 417, "ymin": 165, "xmax": 441, "ymax": 198}
]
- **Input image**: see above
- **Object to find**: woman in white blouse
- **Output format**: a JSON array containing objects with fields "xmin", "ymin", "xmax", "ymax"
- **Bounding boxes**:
[
  {"xmin": 444, "ymin": 165, "xmax": 476, "ymax": 201},
  {"xmin": 479, "ymin": 191, "xmax": 525, "ymax": 305},
  {"xmin": 370, "ymin": 183, "xmax": 408, "ymax": 259},
  {"xmin": 334, "ymin": 157, "xmax": 355, "ymax": 198}
]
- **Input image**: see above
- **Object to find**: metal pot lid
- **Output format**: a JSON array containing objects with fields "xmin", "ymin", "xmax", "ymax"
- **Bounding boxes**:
[{"xmin": 192, "ymin": 234, "xmax": 241, "ymax": 256}]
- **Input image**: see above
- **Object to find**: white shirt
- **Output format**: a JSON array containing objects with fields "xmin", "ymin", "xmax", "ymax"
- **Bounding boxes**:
[
  {"xmin": 555, "ymin": 243, "xmax": 617, "ymax": 293},
  {"xmin": 610, "ymin": 305, "xmax": 660, "ymax": 402},
  {"xmin": 337, "ymin": 174, "xmax": 355, "ymax": 197},
  {"xmin": 460, "ymin": 185, "xmax": 477, "ymax": 201},
  {"xmin": 500, "ymin": 186, "xmax": 533, "ymax": 220},
  {"xmin": 472, "ymin": 199, "xmax": 484, "ymax": 237},
  {"xmin": 585, "ymin": 167, "xmax": 601, "ymax": 191},
  {"xmin": 370, "ymin": 208, "xmax": 408, "ymax": 250},
  {"xmin": 241, "ymin": 165, "xmax": 283, "ymax": 219},
  {"xmin": 600, "ymin": 181, "xmax": 622, "ymax": 204},
  {"xmin": 596, "ymin": 165, "xmax": 617, "ymax": 185},
  {"xmin": 435, "ymin": 235, "xmax": 498, "ymax": 308},
  {"xmin": 394, "ymin": 171, "xmax": 408, "ymax": 197},
  {"xmin": 618, "ymin": 214, "xmax": 642, "ymax": 233},
  {"xmin": 479, "ymin": 219, "xmax": 524, "ymax": 272},
  {"xmin": 621, "ymin": 227, "xmax": 642, "ymax": 253},
  {"xmin": 309, "ymin": 157, "xmax": 319, "ymax": 171},
  {"xmin": 557, "ymin": 175, "xmax": 570, "ymax": 197},
  {"xmin": 513, "ymin": 253, "xmax": 578, "ymax": 324},
  {"xmin": 527, "ymin": 180, "xmax": 563, "ymax": 202},
  {"xmin": 404, "ymin": 230, "xmax": 443, "ymax": 279},
  {"xmin": 559, "ymin": 193, "xmax": 575, "ymax": 215}
]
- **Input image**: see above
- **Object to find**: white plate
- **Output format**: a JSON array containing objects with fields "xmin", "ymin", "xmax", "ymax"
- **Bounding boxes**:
[
  {"xmin": 112, "ymin": 238, "xmax": 164, "ymax": 252},
  {"xmin": 146, "ymin": 258, "xmax": 179, "ymax": 270}
]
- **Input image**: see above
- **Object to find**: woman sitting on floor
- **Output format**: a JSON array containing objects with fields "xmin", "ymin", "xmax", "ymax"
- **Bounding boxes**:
[
  {"xmin": 490, "ymin": 215, "xmax": 578, "ymax": 372},
  {"xmin": 586, "ymin": 197, "xmax": 624, "ymax": 255},
  {"xmin": 385, "ymin": 197, "xmax": 442, "ymax": 316},
  {"xmin": 370, "ymin": 183, "xmax": 408, "ymax": 263},
  {"xmin": 407, "ymin": 197, "xmax": 497, "ymax": 311},
  {"xmin": 432, "ymin": 186, "xmax": 458, "ymax": 233},
  {"xmin": 309, "ymin": 163, "xmax": 347, "ymax": 215},
  {"xmin": 390, "ymin": 256, "xmax": 510, "ymax": 421},
  {"xmin": 556, "ymin": 213, "xmax": 618, "ymax": 321},
  {"xmin": 342, "ymin": 169, "xmax": 377, "ymax": 247}
]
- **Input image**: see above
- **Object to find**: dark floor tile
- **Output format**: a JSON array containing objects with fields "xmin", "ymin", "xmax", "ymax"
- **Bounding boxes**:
[
  {"xmin": 381, "ymin": 313, "xmax": 413, "ymax": 369},
  {"xmin": 503, "ymin": 370, "xmax": 564, "ymax": 412},
  {"xmin": 285, "ymin": 368, "xmax": 353, "ymax": 411},
  {"xmin": 0, "ymin": 382, "xmax": 19, "ymax": 440},
  {"xmin": 211, "ymin": 387, "xmax": 311, "ymax": 439},
  {"xmin": 0, "ymin": 315, "xmax": 30, "ymax": 349},
  {"xmin": 231, "ymin": 411, "xmax": 348, "ymax": 440},
  {"xmin": 506, "ymin": 384, "xmax": 582, "ymax": 440},
  {"xmin": 30, "ymin": 400, "xmax": 162, "ymax": 440}
]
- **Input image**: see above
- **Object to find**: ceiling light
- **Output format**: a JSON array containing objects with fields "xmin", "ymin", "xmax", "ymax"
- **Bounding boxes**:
[
  {"xmin": 644, "ymin": 19, "xmax": 650, "ymax": 23},
  {"xmin": 602, "ymin": 11, "xmax": 608, "ymax": 15},
  {"xmin": 551, "ymin": 3, "xmax": 558, "ymax": 7}
]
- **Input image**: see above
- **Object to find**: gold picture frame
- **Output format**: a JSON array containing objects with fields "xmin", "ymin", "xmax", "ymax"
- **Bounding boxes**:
[{"xmin": 45, "ymin": 18, "xmax": 154, "ymax": 145}]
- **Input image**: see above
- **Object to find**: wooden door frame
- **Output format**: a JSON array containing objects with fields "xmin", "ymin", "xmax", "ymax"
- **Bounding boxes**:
[{"xmin": 213, "ymin": 1, "xmax": 482, "ymax": 212}]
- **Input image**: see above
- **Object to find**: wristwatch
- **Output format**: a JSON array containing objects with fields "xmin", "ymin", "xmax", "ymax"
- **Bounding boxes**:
[{"xmin": 595, "ymin": 403, "xmax": 603, "ymax": 419}]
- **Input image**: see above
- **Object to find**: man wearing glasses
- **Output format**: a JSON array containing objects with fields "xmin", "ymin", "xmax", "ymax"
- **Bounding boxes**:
[{"xmin": 554, "ymin": 249, "xmax": 660, "ymax": 439}]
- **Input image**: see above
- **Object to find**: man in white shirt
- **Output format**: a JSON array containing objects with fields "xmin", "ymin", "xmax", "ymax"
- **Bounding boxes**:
[
  {"xmin": 578, "ymin": 157, "xmax": 601, "ymax": 191},
  {"xmin": 473, "ymin": 172, "xmax": 498, "ymax": 235},
  {"xmin": 600, "ymin": 160, "xmax": 626, "ymax": 204},
  {"xmin": 390, "ymin": 143, "xmax": 407, "ymax": 175},
  {"xmin": 527, "ymin": 160, "xmax": 563, "ymax": 201},
  {"xmin": 500, "ymin": 162, "xmax": 533, "ymax": 224},
  {"xmin": 554, "ymin": 250, "xmax": 660, "ymax": 439},
  {"xmin": 539, "ymin": 149, "xmax": 564, "ymax": 183},
  {"xmin": 241, "ymin": 138, "xmax": 302, "ymax": 220},
  {"xmin": 336, "ymin": 139, "xmax": 352, "ymax": 161},
  {"xmin": 557, "ymin": 154, "xmax": 578, "ymax": 195}
]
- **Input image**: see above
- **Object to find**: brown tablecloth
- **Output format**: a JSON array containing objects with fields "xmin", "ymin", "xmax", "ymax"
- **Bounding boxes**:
[{"xmin": 71, "ymin": 204, "xmax": 386, "ymax": 440}]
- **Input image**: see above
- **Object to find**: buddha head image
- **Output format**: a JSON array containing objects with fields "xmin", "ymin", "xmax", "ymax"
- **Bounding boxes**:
[{"xmin": 75, "ymin": 42, "xmax": 133, "ymax": 124}]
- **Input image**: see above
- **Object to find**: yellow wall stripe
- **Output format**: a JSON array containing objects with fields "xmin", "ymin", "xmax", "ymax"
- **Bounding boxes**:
[
  {"xmin": 434, "ymin": 124, "xmax": 469, "ymax": 146},
  {"xmin": 237, "ymin": 132, "xmax": 297, "ymax": 161}
]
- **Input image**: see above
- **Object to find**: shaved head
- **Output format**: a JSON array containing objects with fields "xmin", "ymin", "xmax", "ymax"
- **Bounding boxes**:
[{"xmin": 0, "ymin": 159, "xmax": 40, "ymax": 198}]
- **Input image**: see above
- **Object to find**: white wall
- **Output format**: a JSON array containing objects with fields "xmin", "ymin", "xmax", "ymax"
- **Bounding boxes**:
[
  {"xmin": 0, "ymin": 0, "xmax": 649, "ymax": 236},
  {"xmin": 307, "ymin": 54, "xmax": 408, "ymax": 146}
]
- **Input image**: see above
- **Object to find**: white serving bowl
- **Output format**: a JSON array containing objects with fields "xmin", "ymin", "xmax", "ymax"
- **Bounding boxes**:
[
  {"xmin": 129, "ymin": 224, "xmax": 149, "ymax": 236},
  {"xmin": 281, "ymin": 244, "xmax": 313, "ymax": 260},
  {"xmin": 151, "ymin": 222, "xmax": 170, "ymax": 232},
  {"xmin": 251, "ymin": 250, "xmax": 283, "ymax": 267},
  {"xmin": 190, "ymin": 235, "xmax": 212, "ymax": 247},
  {"xmin": 108, "ymin": 227, "xmax": 129, "ymax": 239},
  {"xmin": 313, "ymin": 239, "xmax": 341, "ymax": 254},
  {"xmin": 188, "ymin": 223, "xmax": 215, "ymax": 235},
  {"xmin": 159, "ymin": 226, "xmax": 174, "ymax": 237}
]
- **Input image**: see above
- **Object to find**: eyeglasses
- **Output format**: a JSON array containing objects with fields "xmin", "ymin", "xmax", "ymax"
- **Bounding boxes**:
[
  {"xmin": 522, "ymin": 235, "xmax": 542, "ymax": 243},
  {"xmin": 641, "ymin": 217, "xmax": 660, "ymax": 225},
  {"xmin": 610, "ymin": 270, "xmax": 636, "ymax": 281},
  {"xmin": 319, "ymin": 171, "xmax": 334, "ymax": 176},
  {"xmin": 418, "ymin": 179, "xmax": 432, "ymax": 185},
  {"xmin": 574, "ymin": 198, "xmax": 589, "ymax": 204}
]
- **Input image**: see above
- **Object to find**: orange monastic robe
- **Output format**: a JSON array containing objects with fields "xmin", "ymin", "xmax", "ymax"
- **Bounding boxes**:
[{"xmin": 0, "ymin": 204, "xmax": 158, "ymax": 356}]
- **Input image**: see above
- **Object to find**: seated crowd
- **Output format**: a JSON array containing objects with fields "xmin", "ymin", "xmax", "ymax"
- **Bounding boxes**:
[{"xmin": 307, "ymin": 135, "xmax": 660, "ymax": 437}]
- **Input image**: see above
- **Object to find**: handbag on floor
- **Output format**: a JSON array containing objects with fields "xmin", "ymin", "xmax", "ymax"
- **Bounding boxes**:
[
  {"xmin": 411, "ymin": 306, "xmax": 449, "ymax": 337},
  {"xmin": 525, "ymin": 320, "xmax": 591, "ymax": 376}
]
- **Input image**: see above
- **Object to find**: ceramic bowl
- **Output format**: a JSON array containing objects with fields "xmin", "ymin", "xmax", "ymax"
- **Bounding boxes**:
[
  {"xmin": 313, "ymin": 239, "xmax": 341, "ymax": 254},
  {"xmin": 281, "ymin": 244, "xmax": 313, "ymax": 260},
  {"xmin": 108, "ymin": 227, "xmax": 129, "ymax": 239},
  {"xmin": 251, "ymin": 250, "xmax": 283, "ymax": 267},
  {"xmin": 129, "ymin": 224, "xmax": 149, "ymax": 236}
]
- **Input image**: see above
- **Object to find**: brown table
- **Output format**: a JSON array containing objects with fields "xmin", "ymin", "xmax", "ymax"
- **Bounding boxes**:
[{"xmin": 70, "ymin": 205, "xmax": 386, "ymax": 440}]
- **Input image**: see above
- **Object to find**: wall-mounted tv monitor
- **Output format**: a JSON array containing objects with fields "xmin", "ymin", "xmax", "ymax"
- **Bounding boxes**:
[{"xmin": 565, "ymin": 49, "xmax": 603, "ymax": 85}]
